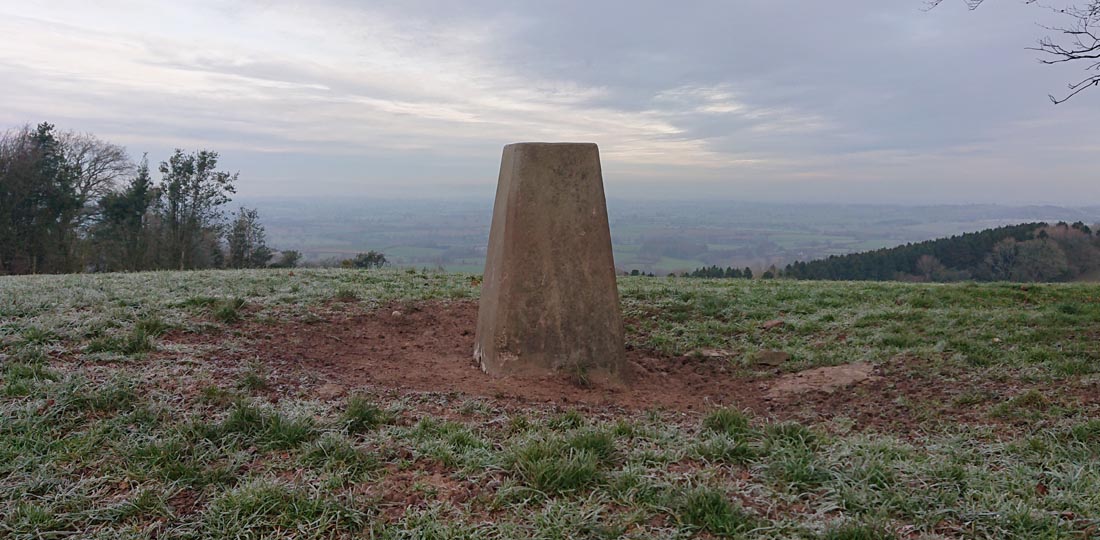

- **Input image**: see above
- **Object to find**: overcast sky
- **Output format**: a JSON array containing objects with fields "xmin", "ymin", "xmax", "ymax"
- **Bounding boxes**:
[{"xmin": 2, "ymin": 0, "xmax": 1097, "ymax": 204}]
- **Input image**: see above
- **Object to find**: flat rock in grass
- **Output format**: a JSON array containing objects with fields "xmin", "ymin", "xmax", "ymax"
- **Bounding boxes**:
[
  {"xmin": 315, "ymin": 383, "xmax": 347, "ymax": 400},
  {"xmin": 754, "ymin": 350, "xmax": 791, "ymax": 366},
  {"xmin": 693, "ymin": 348, "xmax": 734, "ymax": 359},
  {"xmin": 765, "ymin": 362, "xmax": 877, "ymax": 400},
  {"xmin": 760, "ymin": 319, "xmax": 785, "ymax": 330}
]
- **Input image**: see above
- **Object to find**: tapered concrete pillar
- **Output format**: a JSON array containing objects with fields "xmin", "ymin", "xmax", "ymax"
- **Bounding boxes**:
[{"xmin": 474, "ymin": 143, "xmax": 627, "ymax": 382}]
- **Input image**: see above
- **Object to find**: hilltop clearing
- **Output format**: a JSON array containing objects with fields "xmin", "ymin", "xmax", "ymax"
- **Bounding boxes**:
[{"xmin": 2, "ymin": 269, "xmax": 1099, "ymax": 538}]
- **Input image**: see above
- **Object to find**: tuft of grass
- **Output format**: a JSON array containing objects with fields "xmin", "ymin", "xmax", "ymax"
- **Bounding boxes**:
[
  {"xmin": 198, "ymin": 385, "xmax": 237, "ymax": 407},
  {"xmin": 508, "ymin": 438, "xmax": 604, "ymax": 495},
  {"xmin": 332, "ymin": 287, "xmax": 359, "ymax": 302},
  {"xmin": 4, "ymin": 360, "xmax": 58, "ymax": 382},
  {"xmin": 820, "ymin": 521, "xmax": 897, "ymax": 540},
  {"xmin": 547, "ymin": 409, "xmax": 586, "ymax": 430},
  {"xmin": 611, "ymin": 419, "xmax": 637, "ymax": 438},
  {"xmin": 411, "ymin": 418, "xmax": 486, "ymax": 452},
  {"xmin": 507, "ymin": 414, "xmax": 532, "ymax": 434},
  {"xmin": 215, "ymin": 400, "xmax": 318, "ymax": 450},
  {"xmin": 1051, "ymin": 357, "xmax": 1097, "ymax": 377},
  {"xmin": 6, "ymin": 502, "xmax": 59, "ymax": 536},
  {"xmin": 182, "ymin": 296, "xmax": 219, "ymax": 308},
  {"xmin": 10, "ymin": 344, "xmax": 48, "ymax": 363},
  {"xmin": 564, "ymin": 362, "xmax": 592, "ymax": 388},
  {"xmin": 989, "ymin": 389, "xmax": 1051, "ymax": 420},
  {"xmin": 134, "ymin": 316, "xmax": 170, "ymax": 337},
  {"xmin": 104, "ymin": 488, "xmax": 171, "ymax": 523},
  {"xmin": 764, "ymin": 421, "xmax": 820, "ymax": 451},
  {"xmin": 85, "ymin": 326, "xmax": 155, "ymax": 356},
  {"xmin": 693, "ymin": 435, "xmax": 757, "ymax": 465},
  {"xmin": 2, "ymin": 360, "xmax": 58, "ymax": 397},
  {"xmin": 1068, "ymin": 419, "xmax": 1100, "ymax": 446},
  {"xmin": 342, "ymin": 395, "xmax": 395, "ymax": 433},
  {"xmin": 202, "ymin": 480, "xmax": 366, "ymax": 538},
  {"xmin": 302, "ymin": 434, "xmax": 379, "ymax": 484},
  {"xmin": 504, "ymin": 430, "xmax": 617, "ymax": 495},
  {"xmin": 213, "ymin": 297, "xmax": 247, "ymax": 323},
  {"xmin": 237, "ymin": 364, "xmax": 269, "ymax": 393},
  {"xmin": 565, "ymin": 429, "xmax": 617, "ymax": 462},
  {"xmin": 56, "ymin": 377, "xmax": 140, "ymax": 413},
  {"xmin": 515, "ymin": 448, "xmax": 601, "ymax": 495},
  {"xmin": 19, "ymin": 326, "xmax": 57, "ymax": 345},
  {"xmin": 82, "ymin": 316, "xmax": 167, "ymax": 357},
  {"xmin": 675, "ymin": 486, "xmax": 759, "ymax": 537},
  {"xmin": 702, "ymin": 408, "xmax": 752, "ymax": 437},
  {"xmin": 766, "ymin": 447, "xmax": 830, "ymax": 491},
  {"xmin": 129, "ymin": 434, "xmax": 236, "ymax": 487}
]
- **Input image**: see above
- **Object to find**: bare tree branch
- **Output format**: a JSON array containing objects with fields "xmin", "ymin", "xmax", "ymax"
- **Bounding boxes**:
[
  {"xmin": 930, "ymin": 0, "xmax": 1100, "ymax": 102},
  {"xmin": 1049, "ymin": 72, "xmax": 1100, "ymax": 102},
  {"xmin": 924, "ymin": 0, "xmax": 988, "ymax": 11},
  {"xmin": 58, "ymin": 131, "xmax": 132, "ymax": 205}
]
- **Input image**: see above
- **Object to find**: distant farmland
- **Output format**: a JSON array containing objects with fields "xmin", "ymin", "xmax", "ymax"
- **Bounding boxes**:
[{"xmin": 244, "ymin": 197, "xmax": 1100, "ymax": 274}]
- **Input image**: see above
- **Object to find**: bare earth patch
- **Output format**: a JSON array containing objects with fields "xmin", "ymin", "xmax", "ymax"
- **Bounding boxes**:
[
  {"xmin": 157, "ymin": 299, "xmax": 1094, "ymax": 434},
  {"xmin": 169, "ymin": 300, "xmax": 755, "ymax": 412}
]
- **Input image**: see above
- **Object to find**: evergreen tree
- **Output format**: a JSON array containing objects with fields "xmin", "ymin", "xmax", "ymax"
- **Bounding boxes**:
[
  {"xmin": 345, "ymin": 251, "xmax": 387, "ymax": 269},
  {"xmin": 227, "ymin": 207, "xmax": 273, "ymax": 269},
  {"xmin": 94, "ymin": 155, "xmax": 156, "ymax": 271},
  {"xmin": 0, "ymin": 123, "xmax": 82, "ymax": 274},
  {"xmin": 157, "ymin": 149, "xmax": 237, "ymax": 270},
  {"xmin": 271, "ymin": 250, "xmax": 302, "ymax": 268}
]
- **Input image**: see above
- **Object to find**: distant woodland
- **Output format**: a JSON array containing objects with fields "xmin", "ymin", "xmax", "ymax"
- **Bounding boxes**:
[
  {"xmin": 781, "ymin": 222, "xmax": 1100, "ymax": 282},
  {"xmin": 6, "ymin": 122, "xmax": 1098, "ymax": 283},
  {"xmin": 0, "ymin": 123, "xmax": 304, "ymax": 275}
]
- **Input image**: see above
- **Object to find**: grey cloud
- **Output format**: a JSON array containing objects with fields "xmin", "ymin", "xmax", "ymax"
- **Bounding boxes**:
[{"xmin": 2, "ymin": 0, "xmax": 1099, "ymax": 204}]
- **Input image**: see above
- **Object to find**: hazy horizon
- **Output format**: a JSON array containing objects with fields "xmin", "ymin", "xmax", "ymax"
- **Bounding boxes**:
[
  {"xmin": 4, "ymin": 1, "xmax": 1100, "ymax": 205},
  {"xmin": 233, "ymin": 197, "xmax": 1100, "ymax": 274},
  {"xmin": 237, "ymin": 193, "xmax": 1100, "ymax": 209}
]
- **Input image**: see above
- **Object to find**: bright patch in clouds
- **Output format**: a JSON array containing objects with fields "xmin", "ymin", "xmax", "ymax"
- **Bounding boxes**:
[
  {"xmin": 0, "ymin": 2, "xmax": 715, "ymax": 163},
  {"xmin": 1, "ymin": 0, "xmax": 1099, "ymax": 203}
]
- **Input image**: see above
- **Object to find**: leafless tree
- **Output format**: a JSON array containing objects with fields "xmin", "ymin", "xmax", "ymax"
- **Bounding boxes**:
[
  {"xmin": 929, "ymin": 0, "xmax": 1100, "ymax": 102},
  {"xmin": 59, "ymin": 131, "xmax": 133, "ymax": 207}
]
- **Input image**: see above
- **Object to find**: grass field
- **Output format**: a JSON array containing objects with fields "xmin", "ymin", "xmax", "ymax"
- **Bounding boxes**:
[{"xmin": 2, "ymin": 269, "xmax": 1099, "ymax": 539}]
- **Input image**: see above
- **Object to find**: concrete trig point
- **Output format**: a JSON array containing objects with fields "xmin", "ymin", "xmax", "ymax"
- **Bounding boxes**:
[{"xmin": 474, "ymin": 142, "xmax": 628, "ymax": 382}]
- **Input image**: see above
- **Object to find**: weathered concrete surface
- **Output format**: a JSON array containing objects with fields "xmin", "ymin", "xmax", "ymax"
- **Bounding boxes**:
[{"xmin": 474, "ymin": 143, "xmax": 627, "ymax": 381}]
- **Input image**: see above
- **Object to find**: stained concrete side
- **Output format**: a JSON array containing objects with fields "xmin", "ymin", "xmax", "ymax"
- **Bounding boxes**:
[{"xmin": 474, "ymin": 143, "xmax": 627, "ymax": 381}]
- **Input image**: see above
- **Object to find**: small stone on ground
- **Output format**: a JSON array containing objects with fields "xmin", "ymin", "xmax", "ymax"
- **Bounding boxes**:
[
  {"xmin": 316, "ymin": 383, "xmax": 347, "ymax": 400},
  {"xmin": 754, "ymin": 350, "xmax": 791, "ymax": 366},
  {"xmin": 766, "ymin": 362, "xmax": 877, "ymax": 399}
]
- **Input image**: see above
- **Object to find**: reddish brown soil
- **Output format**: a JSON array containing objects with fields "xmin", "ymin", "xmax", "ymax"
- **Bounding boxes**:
[
  {"xmin": 159, "ymin": 300, "xmax": 1099, "ymax": 433},
  {"xmin": 207, "ymin": 300, "xmax": 754, "ymax": 411}
]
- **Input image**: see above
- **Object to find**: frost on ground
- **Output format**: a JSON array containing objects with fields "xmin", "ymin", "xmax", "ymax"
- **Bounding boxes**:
[{"xmin": 2, "ymin": 269, "xmax": 1100, "ymax": 539}]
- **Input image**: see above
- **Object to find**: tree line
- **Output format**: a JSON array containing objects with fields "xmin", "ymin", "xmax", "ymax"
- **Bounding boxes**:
[
  {"xmin": 677, "ymin": 222, "xmax": 1100, "ymax": 283},
  {"xmin": 680, "ymin": 265, "xmax": 755, "ymax": 279},
  {"xmin": 0, "ymin": 122, "xmax": 297, "ymax": 275},
  {"xmin": 782, "ymin": 222, "xmax": 1100, "ymax": 282}
]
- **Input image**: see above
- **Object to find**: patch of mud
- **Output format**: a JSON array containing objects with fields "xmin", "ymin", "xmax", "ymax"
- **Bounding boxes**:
[
  {"xmin": 157, "ymin": 300, "xmax": 1091, "ymax": 434},
  {"xmin": 370, "ymin": 463, "xmax": 482, "ymax": 520},
  {"xmin": 197, "ymin": 300, "xmax": 753, "ymax": 412}
]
